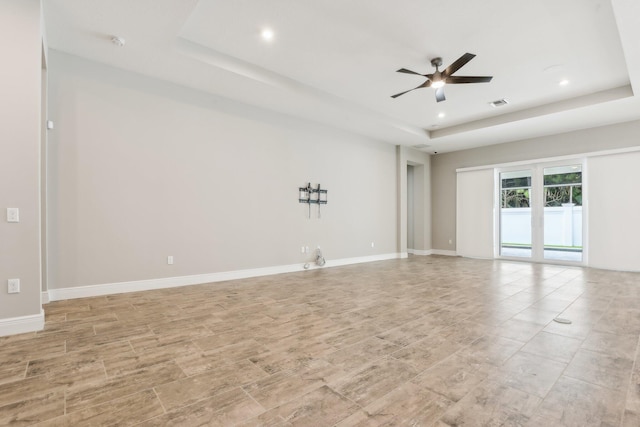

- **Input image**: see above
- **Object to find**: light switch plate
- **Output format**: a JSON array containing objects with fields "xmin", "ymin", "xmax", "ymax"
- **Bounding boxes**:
[
  {"xmin": 8, "ymin": 279, "xmax": 20, "ymax": 294},
  {"xmin": 7, "ymin": 208, "xmax": 19, "ymax": 223}
]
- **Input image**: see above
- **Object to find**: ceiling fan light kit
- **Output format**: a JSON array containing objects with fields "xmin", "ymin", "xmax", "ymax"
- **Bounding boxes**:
[{"xmin": 392, "ymin": 53, "xmax": 493, "ymax": 102}]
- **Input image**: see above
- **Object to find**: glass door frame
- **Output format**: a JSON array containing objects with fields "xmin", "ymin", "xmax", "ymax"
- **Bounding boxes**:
[{"xmin": 495, "ymin": 158, "xmax": 587, "ymax": 266}]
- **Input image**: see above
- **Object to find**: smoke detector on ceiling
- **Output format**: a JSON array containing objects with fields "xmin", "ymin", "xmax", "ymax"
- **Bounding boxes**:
[{"xmin": 111, "ymin": 36, "xmax": 126, "ymax": 47}]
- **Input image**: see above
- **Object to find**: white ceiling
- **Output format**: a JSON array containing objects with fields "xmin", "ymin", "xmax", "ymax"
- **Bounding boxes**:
[{"xmin": 43, "ymin": 0, "xmax": 640, "ymax": 153}]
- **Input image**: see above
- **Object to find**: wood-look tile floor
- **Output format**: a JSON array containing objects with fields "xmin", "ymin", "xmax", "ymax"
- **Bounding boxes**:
[{"xmin": 2, "ymin": 255, "xmax": 640, "ymax": 426}]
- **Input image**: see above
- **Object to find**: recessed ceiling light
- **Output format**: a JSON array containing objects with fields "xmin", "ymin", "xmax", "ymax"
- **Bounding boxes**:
[
  {"xmin": 111, "ymin": 36, "xmax": 125, "ymax": 47},
  {"xmin": 261, "ymin": 28, "xmax": 275, "ymax": 42},
  {"xmin": 438, "ymin": 112, "xmax": 445, "ymax": 118},
  {"xmin": 559, "ymin": 79, "xmax": 570, "ymax": 86}
]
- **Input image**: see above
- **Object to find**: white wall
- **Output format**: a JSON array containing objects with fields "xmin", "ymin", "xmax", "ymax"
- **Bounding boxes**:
[
  {"xmin": 588, "ymin": 151, "xmax": 640, "ymax": 271},
  {"xmin": 456, "ymin": 169, "xmax": 494, "ymax": 259},
  {"xmin": 47, "ymin": 51, "xmax": 398, "ymax": 290},
  {"xmin": 432, "ymin": 120, "xmax": 640, "ymax": 252},
  {"xmin": 0, "ymin": 0, "xmax": 43, "ymax": 324},
  {"xmin": 456, "ymin": 149, "xmax": 640, "ymax": 271}
]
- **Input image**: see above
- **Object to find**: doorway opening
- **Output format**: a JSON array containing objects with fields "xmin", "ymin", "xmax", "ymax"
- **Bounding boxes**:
[
  {"xmin": 499, "ymin": 162, "xmax": 584, "ymax": 263},
  {"xmin": 407, "ymin": 165, "xmax": 415, "ymax": 254}
]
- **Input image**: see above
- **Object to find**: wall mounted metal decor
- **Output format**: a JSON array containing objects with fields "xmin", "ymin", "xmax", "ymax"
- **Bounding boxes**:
[{"xmin": 298, "ymin": 183, "xmax": 328, "ymax": 218}]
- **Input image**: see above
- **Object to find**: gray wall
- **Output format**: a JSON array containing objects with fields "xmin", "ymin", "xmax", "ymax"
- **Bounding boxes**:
[
  {"xmin": 0, "ymin": 0, "xmax": 43, "ymax": 319},
  {"xmin": 396, "ymin": 146, "xmax": 431, "ymax": 255},
  {"xmin": 431, "ymin": 119, "xmax": 640, "ymax": 251},
  {"xmin": 47, "ymin": 51, "xmax": 398, "ymax": 290}
]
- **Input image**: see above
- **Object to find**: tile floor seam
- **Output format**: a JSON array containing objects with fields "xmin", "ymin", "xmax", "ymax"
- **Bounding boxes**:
[
  {"xmin": 240, "ymin": 385, "xmax": 267, "ymax": 411},
  {"xmin": 240, "ymin": 383, "xmax": 305, "ymax": 417},
  {"xmin": 126, "ymin": 339, "xmax": 137, "ymax": 354},
  {"xmin": 326, "ymin": 384, "xmax": 363, "ymax": 411},
  {"xmin": 620, "ymin": 336, "xmax": 640, "ymax": 427},
  {"xmin": 100, "ymin": 359, "xmax": 108, "ymax": 379},
  {"xmin": 21, "ymin": 360, "xmax": 29, "ymax": 380},
  {"xmin": 152, "ymin": 386, "xmax": 168, "ymax": 414},
  {"xmin": 562, "ymin": 371, "xmax": 632, "ymax": 393}
]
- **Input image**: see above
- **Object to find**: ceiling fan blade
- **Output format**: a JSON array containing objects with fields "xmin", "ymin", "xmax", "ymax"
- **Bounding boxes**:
[
  {"xmin": 391, "ymin": 80, "xmax": 432, "ymax": 98},
  {"xmin": 396, "ymin": 68, "xmax": 426, "ymax": 76},
  {"xmin": 443, "ymin": 53, "xmax": 476, "ymax": 77},
  {"xmin": 390, "ymin": 89, "xmax": 414, "ymax": 98},
  {"xmin": 391, "ymin": 80, "xmax": 431, "ymax": 98},
  {"xmin": 435, "ymin": 87, "xmax": 446, "ymax": 102},
  {"xmin": 446, "ymin": 75, "xmax": 493, "ymax": 84}
]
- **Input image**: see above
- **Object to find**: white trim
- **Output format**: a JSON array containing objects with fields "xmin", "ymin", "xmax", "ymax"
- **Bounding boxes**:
[
  {"xmin": 456, "ymin": 146, "xmax": 640, "ymax": 173},
  {"xmin": 408, "ymin": 249, "xmax": 433, "ymax": 256},
  {"xmin": 47, "ymin": 253, "xmax": 403, "ymax": 301},
  {"xmin": 0, "ymin": 311, "xmax": 44, "ymax": 337},
  {"xmin": 431, "ymin": 249, "xmax": 458, "ymax": 256},
  {"xmin": 41, "ymin": 291, "xmax": 50, "ymax": 304}
]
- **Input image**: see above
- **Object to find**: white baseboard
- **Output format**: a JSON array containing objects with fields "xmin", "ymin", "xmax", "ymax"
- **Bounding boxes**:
[
  {"xmin": 0, "ymin": 310, "xmax": 44, "ymax": 337},
  {"xmin": 408, "ymin": 249, "xmax": 433, "ymax": 256},
  {"xmin": 431, "ymin": 249, "xmax": 458, "ymax": 256},
  {"xmin": 47, "ymin": 253, "xmax": 403, "ymax": 302},
  {"xmin": 315, "ymin": 253, "xmax": 404, "ymax": 268}
]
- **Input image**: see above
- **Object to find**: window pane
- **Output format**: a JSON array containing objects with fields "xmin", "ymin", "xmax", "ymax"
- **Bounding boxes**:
[
  {"xmin": 543, "ymin": 165, "xmax": 582, "ymax": 262},
  {"xmin": 543, "ymin": 171, "xmax": 582, "ymax": 186},
  {"xmin": 502, "ymin": 176, "xmax": 531, "ymax": 188},
  {"xmin": 500, "ymin": 170, "xmax": 532, "ymax": 258}
]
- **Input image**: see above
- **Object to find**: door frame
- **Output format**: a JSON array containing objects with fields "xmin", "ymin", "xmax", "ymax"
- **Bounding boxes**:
[{"xmin": 495, "ymin": 158, "xmax": 587, "ymax": 266}]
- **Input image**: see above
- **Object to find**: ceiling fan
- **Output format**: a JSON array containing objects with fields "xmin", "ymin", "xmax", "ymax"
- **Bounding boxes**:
[{"xmin": 392, "ymin": 53, "xmax": 492, "ymax": 102}]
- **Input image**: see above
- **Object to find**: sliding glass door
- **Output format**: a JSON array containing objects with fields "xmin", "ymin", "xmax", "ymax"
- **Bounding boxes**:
[
  {"xmin": 499, "ymin": 162, "xmax": 584, "ymax": 263},
  {"xmin": 499, "ymin": 170, "xmax": 533, "ymax": 258},
  {"xmin": 543, "ymin": 165, "xmax": 582, "ymax": 262}
]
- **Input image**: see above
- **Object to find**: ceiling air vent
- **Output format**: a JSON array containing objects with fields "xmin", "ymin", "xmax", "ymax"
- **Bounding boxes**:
[
  {"xmin": 489, "ymin": 98, "xmax": 509, "ymax": 107},
  {"xmin": 412, "ymin": 144, "xmax": 430, "ymax": 149}
]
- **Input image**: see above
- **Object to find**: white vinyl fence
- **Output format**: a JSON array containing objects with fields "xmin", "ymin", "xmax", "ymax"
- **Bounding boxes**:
[{"xmin": 501, "ymin": 204, "xmax": 582, "ymax": 247}]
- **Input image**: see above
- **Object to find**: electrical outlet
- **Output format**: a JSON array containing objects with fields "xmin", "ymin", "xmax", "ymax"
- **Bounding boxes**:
[
  {"xmin": 8, "ymin": 279, "xmax": 20, "ymax": 294},
  {"xmin": 301, "ymin": 246, "xmax": 305, "ymax": 254},
  {"xmin": 167, "ymin": 256, "xmax": 174, "ymax": 265},
  {"xmin": 371, "ymin": 242, "xmax": 375, "ymax": 248},
  {"xmin": 305, "ymin": 246, "xmax": 309, "ymax": 253},
  {"xmin": 449, "ymin": 239, "xmax": 453, "ymax": 245}
]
